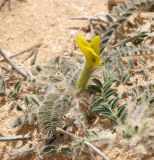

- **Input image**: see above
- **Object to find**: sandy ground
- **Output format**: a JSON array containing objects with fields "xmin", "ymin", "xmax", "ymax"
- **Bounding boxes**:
[
  {"xmin": 0, "ymin": 0, "xmax": 108, "ymax": 65},
  {"xmin": 0, "ymin": 0, "xmax": 153, "ymax": 160}
]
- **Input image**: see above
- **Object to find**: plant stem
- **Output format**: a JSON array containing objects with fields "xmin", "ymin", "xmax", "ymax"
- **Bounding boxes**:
[{"xmin": 77, "ymin": 65, "xmax": 93, "ymax": 90}]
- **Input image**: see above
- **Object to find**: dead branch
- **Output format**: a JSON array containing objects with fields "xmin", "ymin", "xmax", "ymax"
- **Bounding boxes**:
[
  {"xmin": 9, "ymin": 147, "xmax": 35, "ymax": 159},
  {"xmin": 89, "ymin": 19, "xmax": 95, "ymax": 37},
  {"xmin": 0, "ymin": 49, "xmax": 34, "ymax": 79},
  {"xmin": 30, "ymin": 49, "xmax": 38, "ymax": 65},
  {"xmin": 0, "ymin": 134, "xmax": 32, "ymax": 142},
  {"xmin": 56, "ymin": 127, "xmax": 109, "ymax": 160},
  {"xmin": 14, "ymin": 41, "xmax": 42, "ymax": 59},
  {"xmin": 21, "ymin": 48, "xmax": 38, "ymax": 63},
  {"xmin": 69, "ymin": 16, "xmax": 107, "ymax": 24},
  {"xmin": 0, "ymin": 41, "xmax": 42, "ymax": 62},
  {"xmin": 70, "ymin": 17, "xmax": 99, "ymax": 21}
]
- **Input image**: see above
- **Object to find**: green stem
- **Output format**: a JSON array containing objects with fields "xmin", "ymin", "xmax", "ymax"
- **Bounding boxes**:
[{"xmin": 77, "ymin": 65, "xmax": 94, "ymax": 90}]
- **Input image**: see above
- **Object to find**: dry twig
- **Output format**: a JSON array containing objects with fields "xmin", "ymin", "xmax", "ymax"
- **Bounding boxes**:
[
  {"xmin": 56, "ymin": 127, "xmax": 109, "ymax": 160},
  {"xmin": 0, "ymin": 49, "xmax": 34, "ymax": 79},
  {"xmin": 69, "ymin": 16, "xmax": 107, "ymax": 24},
  {"xmin": 0, "ymin": 134, "xmax": 32, "ymax": 142},
  {"xmin": 0, "ymin": 41, "xmax": 42, "ymax": 62},
  {"xmin": 21, "ymin": 48, "xmax": 38, "ymax": 63},
  {"xmin": 14, "ymin": 41, "xmax": 42, "ymax": 58},
  {"xmin": 89, "ymin": 19, "xmax": 95, "ymax": 37}
]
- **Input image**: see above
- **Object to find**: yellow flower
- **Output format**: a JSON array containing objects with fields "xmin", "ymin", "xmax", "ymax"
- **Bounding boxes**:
[
  {"xmin": 76, "ymin": 35, "xmax": 102, "ymax": 69},
  {"xmin": 76, "ymin": 35, "xmax": 102, "ymax": 90}
]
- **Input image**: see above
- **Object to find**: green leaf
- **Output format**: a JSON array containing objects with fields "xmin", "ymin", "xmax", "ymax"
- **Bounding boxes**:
[
  {"xmin": 103, "ymin": 70, "xmax": 109, "ymax": 82},
  {"xmin": 31, "ymin": 96, "xmax": 40, "ymax": 106},
  {"xmin": 24, "ymin": 95, "xmax": 30, "ymax": 106},
  {"xmin": 59, "ymin": 146, "xmax": 72, "ymax": 155},
  {"xmin": 105, "ymin": 29, "xmax": 114, "ymax": 37},
  {"xmin": 117, "ymin": 17, "xmax": 129, "ymax": 24},
  {"xmin": 92, "ymin": 78, "xmax": 103, "ymax": 88},
  {"xmin": 139, "ymin": 59, "xmax": 147, "ymax": 66},
  {"xmin": 149, "ymin": 97, "xmax": 154, "ymax": 108},
  {"xmin": 91, "ymin": 96, "xmax": 104, "ymax": 107},
  {"xmin": 104, "ymin": 88, "xmax": 117, "ymax": 99},
  {"xmin": 12, "ymin": 117, "xmax": 22, "ymax": 128},
  {"xmin": 120, "ymin": 113, "xmax": 127, "ymax": 122},
  {"xmin": 42, "ymin": 145, "xmax": 56, "ymax": 154},
  {"xmin": 106, "ymin": 15, "xmax": 114, "ymax": 23},
  {"xmin": 92, "ymin": 103, "xmax": 112, "ymax": 115},
  {"xmin": 149, "ymin": 97, "xmax": 154, "ymax": 104},
  {"xmin": 131, "ymin": 88, "xmax": 138, "ymax": 97},
  {"xmin": 103, "ymin": 81, "xmax": 113, "ymax": 91},
  {"xmin": 9, "ymin": 80, "xmax": 22, "ymax": 97},
  {"xmin": 117, "ymin": 60, "xmax": 124, "ymax": 73},
  {"xmin": 117, "ymin": 104, "xmax": 127, "ymax": 118},
  {"xmin": 112, "ymin": 72, "xmax": 120, "ymax": 82},
  {"xmin": 121, "ymin": 74, "xmax": 130, "ymax": 85},
  {"xmin": 14, "ymin": 80, "xmax": 21, "ymax": 92},
  {"xmin": 87, "ymin": 85, "xmax": 102, "ymax": 94},
  {"xmin": 99, "ymin": 112, "xmax": 112, "ymax": 116},
  {"xmin": 109, "ymin": 115, "xmax": 118, "ymax": 123},
  {"xmin": 36, "ymin": 66, "xmax": 42, "ymax": 72},
  {"xmin": 128, "ymin": 59, "xmax": 135, "ymax": 69},
  {"xmin": 133, "ymin": 39, "xmax": 143, "ymax": 46},
  {"xmin": 123, "ymin": 132, "xmax": 132, "ymax": 139},
  {"xmin": 0, "ymin": 76, "xmax": 5, "ymax": 96},
  {"xmin": 94, "ymin": 30, "xmax": 100, "ymax": 36},
  {"xmin": 110, "ymin": 97, "xmax": 119, "ymax": 110},
  {"xmin": 16, "ymin": 105, "xmax": 23, "ymax": 112},
  {"xmin": 99, "ymin": 24, "xmax": 107, "ymax": 32}
]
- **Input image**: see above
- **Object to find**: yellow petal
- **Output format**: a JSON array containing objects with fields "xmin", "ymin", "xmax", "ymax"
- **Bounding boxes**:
[
  {"xmin": 90, "ymin": 36, "xmax": 101, "ymax": 55},
  {"xmin": 76, "ymin": 35, "xmax": 90, "ymax": 49},
  {"xmin": 78, "ymin": 44, "xmax": 101, "ymax": 68}
]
